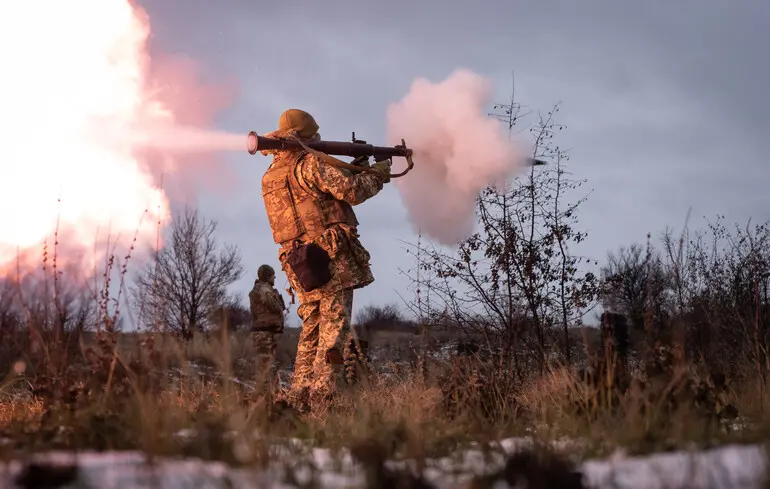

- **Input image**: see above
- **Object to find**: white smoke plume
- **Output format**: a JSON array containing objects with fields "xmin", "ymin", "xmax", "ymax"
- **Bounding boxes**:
[{"xmin": 385, "ymin": 69, "xmax": 527, "ymax": 246}]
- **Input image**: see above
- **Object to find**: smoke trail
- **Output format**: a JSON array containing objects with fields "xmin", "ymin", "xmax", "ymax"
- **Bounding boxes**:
[
  {"xmin": 134, "ymin": 53, "xmax": 244, "ymax": 197},
  {"xmin": 385, "ymin": 69, "xmax": 526, "ymax": 246},
  {"xmin": 100, "ymin": 123, "xmax": 244, "ymax": 154}
]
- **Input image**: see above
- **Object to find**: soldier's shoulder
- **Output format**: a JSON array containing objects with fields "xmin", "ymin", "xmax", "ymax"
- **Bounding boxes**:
[
  {"xmin": 250, "ymin": 280, "xmax": 266, "ymax": 292},
  {"xmin": 251, "ymin": 287, "xmax": 269, "ymax": 304},
  {"xmin": 298, "ymin": 152, "xmax": 323, "ymax": 170}
]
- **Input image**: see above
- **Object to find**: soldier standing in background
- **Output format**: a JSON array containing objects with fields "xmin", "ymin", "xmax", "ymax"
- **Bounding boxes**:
[
  {"xmin": 259, "ymin": 109, "xmax": 391, "ymax": 413},
  {"xmin": 248, "ymin": 264, "xmax": 287, "ymax": 394}
]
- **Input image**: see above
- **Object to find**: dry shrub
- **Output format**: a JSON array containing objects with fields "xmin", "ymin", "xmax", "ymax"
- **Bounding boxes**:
[{"xmin": 0, "ymin": 398, "xmax": 45, "ymax": 432}]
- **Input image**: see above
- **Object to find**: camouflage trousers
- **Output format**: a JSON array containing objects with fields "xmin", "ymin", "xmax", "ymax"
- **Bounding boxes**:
[
  {"xmin": 251, "ymin": 331, "xmax": 280, "ymax": 392},
  {"xmin": 291, "ymin": 287, "xmax": 366, "ymax": 399}
]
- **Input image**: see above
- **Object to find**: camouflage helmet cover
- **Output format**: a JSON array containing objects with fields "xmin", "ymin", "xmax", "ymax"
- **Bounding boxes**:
[{"xmin": 277, "ymin": 109, "xmax": 319, "ymax": 139}]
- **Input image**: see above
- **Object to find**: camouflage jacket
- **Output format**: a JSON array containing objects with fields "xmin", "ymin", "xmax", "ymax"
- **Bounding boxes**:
[
  {"xmin": 261, "ymin": 145, "xmax": 385, "ymax": 303},
  {"xmin": 248, "ymin": 280, "xmax": 285, "ymax": 332}
]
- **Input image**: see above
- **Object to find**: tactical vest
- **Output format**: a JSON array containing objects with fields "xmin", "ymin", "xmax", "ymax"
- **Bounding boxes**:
[{"xmin": 261, "ymin": 151, "xmax": 359, "ymax": 245}]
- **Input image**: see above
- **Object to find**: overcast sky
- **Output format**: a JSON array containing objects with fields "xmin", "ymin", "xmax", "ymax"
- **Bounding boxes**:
[{"xmin": 137, "ymin": 0, "xmax": 769, "ymax": 326}]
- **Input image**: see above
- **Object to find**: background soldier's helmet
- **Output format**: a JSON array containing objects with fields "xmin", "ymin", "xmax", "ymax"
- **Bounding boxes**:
[
  {"xmin": 278, "ymin": 109, "xmax": 319, "ymax": 139},
  {"xmin": 257, "ymin": 264, "xmax": 275, "ymax": 282}
]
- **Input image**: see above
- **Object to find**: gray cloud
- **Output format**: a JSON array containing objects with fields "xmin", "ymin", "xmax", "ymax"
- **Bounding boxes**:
[{"xmin": 137, "ymin": 0, "xmax": 769, "ymax": 323}]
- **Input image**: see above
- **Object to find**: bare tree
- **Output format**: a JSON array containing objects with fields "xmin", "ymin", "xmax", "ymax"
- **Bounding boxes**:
[
  {"xmin": 130, "ymin": 206, "xmax": 244, "ymax": 339},
  {"xmin": 0, "ymin": 253, "xmax": 100, "ymax": 382},
  {"xmin": 402, "ymin": 86, "xmax": 598, "ymax": 377},
  {"xmin": 673, "ymin": 217, "xmax": 770, "ymax": 373},
  {"xmin": 600, "ymin": 241, "xmax": 671, "ymax": 331},
  {"xmin": 603, "ymin": 217, "xmax": 770, "ymax": 379}
]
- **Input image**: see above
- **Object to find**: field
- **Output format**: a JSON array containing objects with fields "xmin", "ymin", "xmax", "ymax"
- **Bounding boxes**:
[{"xmin": 1, "ymin": 313, "xmax": 769, "ymax": 489}]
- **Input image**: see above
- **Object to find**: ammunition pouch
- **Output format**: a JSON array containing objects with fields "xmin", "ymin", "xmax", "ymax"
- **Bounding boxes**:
[{"xmin": 286, "ymin": 241, "xmax": 332, "ymax": 292}]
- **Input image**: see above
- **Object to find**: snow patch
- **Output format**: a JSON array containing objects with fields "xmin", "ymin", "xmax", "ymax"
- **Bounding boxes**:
[{"xmin": 0, "ymin": 441, "xmax": 766, "ymax": 489}]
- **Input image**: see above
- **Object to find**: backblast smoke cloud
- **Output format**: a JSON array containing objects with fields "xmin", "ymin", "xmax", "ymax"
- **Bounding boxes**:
[
  {"xmin": 0, "ymin": 0, "xmax": 241, "ymax": 277},
  {"xmin": 385, "ymin": 69, "xmax": 527, "ymax": 246}
]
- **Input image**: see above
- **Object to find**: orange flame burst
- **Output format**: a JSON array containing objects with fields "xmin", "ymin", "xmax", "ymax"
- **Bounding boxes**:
[{"xmin": 0, "ymin": 0, "xmax": 173, "ymax": 276}]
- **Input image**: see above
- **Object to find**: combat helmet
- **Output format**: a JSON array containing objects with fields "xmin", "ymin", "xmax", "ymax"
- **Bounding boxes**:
[
  {"xmin": 257, "ymin": 264, "xmax": 275, "ymax": 282},
  {"xmin": 278, "ymin": 109, "xmax": 319, "ymax": 139}
]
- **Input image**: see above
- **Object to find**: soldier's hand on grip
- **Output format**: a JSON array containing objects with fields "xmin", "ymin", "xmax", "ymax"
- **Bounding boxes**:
[
  {"xmin": 351, "ymin": 155, "xmax": 371, "ymax": 168},
  {"xmin": 371, "ymin": 159, "xmax": 392, "ymax": 183}
]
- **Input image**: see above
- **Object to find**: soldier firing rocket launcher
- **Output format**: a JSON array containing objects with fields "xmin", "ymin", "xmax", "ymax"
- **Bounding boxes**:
[{"xmin": 246, "ymin": 130, "xmax": 546, "ymax": 178}]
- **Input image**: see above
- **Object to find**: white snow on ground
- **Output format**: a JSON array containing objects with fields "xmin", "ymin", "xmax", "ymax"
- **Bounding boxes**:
[{"xmin": 0, "ymin": 440, "xmax": 766, "ymax": 489}]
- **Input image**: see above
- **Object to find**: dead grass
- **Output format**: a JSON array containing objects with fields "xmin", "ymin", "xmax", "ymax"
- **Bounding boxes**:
[
  {"xmin": 0, "ymin": 323, "xmax": 768, "ymax": 489},
  {"xmin": 0, "ymin": 304, "xmax": 767, "ymax": 489},
  {"xmin": 0, "ymin": 398, "xmax": 45, "ymax": 431}
]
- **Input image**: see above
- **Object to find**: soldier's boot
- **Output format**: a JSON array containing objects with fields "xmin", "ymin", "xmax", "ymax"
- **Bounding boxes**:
[{"xmin": 300, "ymin": 347, "xmax": 346, "ymax": 416}]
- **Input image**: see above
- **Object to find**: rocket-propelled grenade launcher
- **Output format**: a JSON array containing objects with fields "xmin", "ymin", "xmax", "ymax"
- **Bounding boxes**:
[
  {"xmin": 246, "ymin": 131, "xmax": 546, "ymax": 178},
  {"xmin": 247, "ymin": 131, "xmax": 413, "ymax": 160},
  {"xmin": 247, "ymin": 131, "xmax": 416, "ymax": 177}
]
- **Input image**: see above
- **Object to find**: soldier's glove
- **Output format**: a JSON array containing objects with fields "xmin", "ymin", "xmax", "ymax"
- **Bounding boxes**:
[
  {"xmin": 371, "ymin": 159, "xmax": 392, "ymax": 183},
  {"xmin": 351, "ymin": 155, "xmax": 370, "ymax": 168}
]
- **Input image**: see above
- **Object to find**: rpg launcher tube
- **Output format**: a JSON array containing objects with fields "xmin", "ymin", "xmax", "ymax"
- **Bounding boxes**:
[
  {"xmin": 246, "ymin": 131, "xmax": 545, "ymax": 166},
  {"xmin": 247, "ymin": 131, "xmax": 412, "ymax": 159}
]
